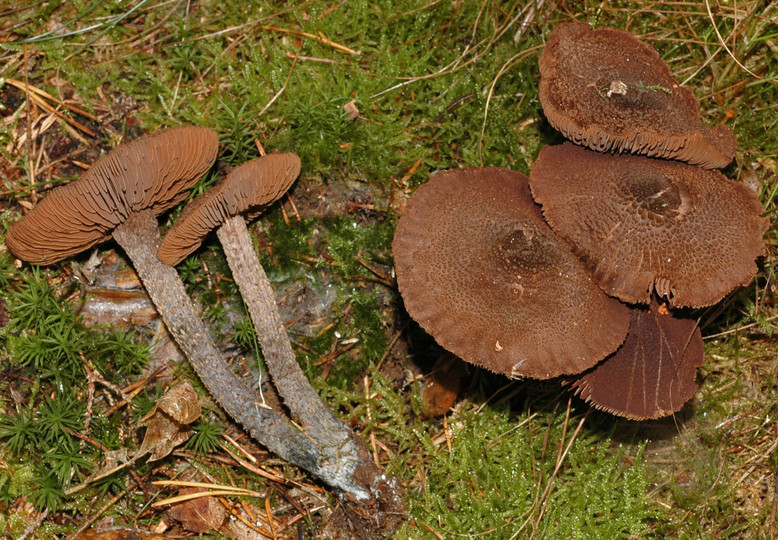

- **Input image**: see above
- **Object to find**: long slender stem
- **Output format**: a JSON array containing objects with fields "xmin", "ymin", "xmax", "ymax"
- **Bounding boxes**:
[
  {"xmin": 217, "ymin": 215, "xmax": 348, "ymax": 442},
  {"xmin": 111, "ymin": 209, "xmax": 368, "ymax": 496}
]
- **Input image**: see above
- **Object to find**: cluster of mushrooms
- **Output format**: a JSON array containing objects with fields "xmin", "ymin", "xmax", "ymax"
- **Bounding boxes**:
[
  {"xmin": 4, "ymin": 127, "xmax": 404, "ymax": 523},
  {"xmin": 393, "ymin": 23, "xmax": 769, "ymax": 420}
]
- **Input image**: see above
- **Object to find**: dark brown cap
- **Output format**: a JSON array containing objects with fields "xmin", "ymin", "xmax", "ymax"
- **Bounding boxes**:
[
  {"xmin": 5, "ymin": 126, "xmax": 218, "ymax": 265},
  {"xmin": 157, "ymin": 153, "xmax": 301, "ymax": 265},
  {"xmin": 529, "ymin": 143, "xmax": 769, "ymax": 308},
  {"xmin": 392, "ymin": 167, "xmax": 630, "ymax": 380},
  {"xmin": 571, "ymin": 299, "xmax": 704, "ymax": 420},
  {"xmin": 538, "ymin": 22, "xmax": 736, "ymax": 169}
]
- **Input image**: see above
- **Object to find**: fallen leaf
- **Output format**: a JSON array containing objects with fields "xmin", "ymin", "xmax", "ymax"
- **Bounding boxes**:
[
  {"xmin": 423, "ymin": 355, "xmax": 467, "ymax": 417},
  {"xmin": 76, "ymin": 526, "xmax": 167, "ymax": 539},
  {"xmin": 167, "ymin": 487, "xmax": 227, "ymax": 534},
  {"xmin": 138, "ymin": 382, "xmax": 201, "ymax": 461},
  {"xmin": 343, "ymin": 99, "xmax": 359, "ymax": 121}
]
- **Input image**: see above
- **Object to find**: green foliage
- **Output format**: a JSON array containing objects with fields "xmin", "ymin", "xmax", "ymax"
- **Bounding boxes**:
[
  {"xmin": 37, "ymin": 393, "xmax": 84, "ymax": 446},
  {"xmin": 232, "ymin": 315, "xmax": 258, "ymax": 351},
  {"xmin": 1, "ymin": 0, "xmax": 776, "ymax": 534},
  {"xmin": 186, "ymin": 417, "xmax": 223, "ymax": 455},
  {"xmin": 28, "ymin": 469, "xmax": 65, "ymax": 512},
  {"xmin": 48, "ymin": 440, "xmax": 93, "ymax": 486},
  {"xmin": 0, "ymin": 408, "xmax": 37, "ymax": 454},
  {"xmin": 325, "ymin": 371, "xmax": 659, "ymax": 538}
]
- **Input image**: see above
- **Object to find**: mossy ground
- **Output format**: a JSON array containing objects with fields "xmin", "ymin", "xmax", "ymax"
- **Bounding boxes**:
[{"xmin": 0, "ymin": 1, "xmax": 776, "ymax": 537}]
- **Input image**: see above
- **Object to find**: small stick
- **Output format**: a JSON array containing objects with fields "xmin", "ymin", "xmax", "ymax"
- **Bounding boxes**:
[{"xmin": 259, "ymin": 24, "xmax": 360, "ymax": 55}]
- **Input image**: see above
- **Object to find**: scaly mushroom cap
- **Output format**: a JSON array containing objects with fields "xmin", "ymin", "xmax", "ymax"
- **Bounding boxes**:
[
  {"xmin": 157, "ymin": 153, "xmax": 301, "ymax": 265},
  {"xmin": 571, "ymin": 299, "xmax": 704, "ymax": 420},
  {"xmin": 5, "ymin": 126, "xmax": 218, "ymax": 265},
  {"xmin": 529, "ymin": 144, "xmax": 768, "ymax": 308},
  {"xmin": 392, "ymin": 167, "xmax": 630, "ymax": 380},
  {"xmin": 538, "ymin": 22, "xmax": 736, "ymax": 169}
]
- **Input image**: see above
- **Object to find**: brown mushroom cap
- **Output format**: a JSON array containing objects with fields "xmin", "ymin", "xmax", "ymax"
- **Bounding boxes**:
[
  {"xmin": 157, "ymin": 153, "xmax": 301, "ymax": 265},
  {"xmin": 538, "ymin": 22, "xmax": 736, "ymax": 169},
  {"xmin": 571, "ymin": 299, "xmax": 704, "ymax": 420},
  {"xmin": 5, "ymin": 126, "xmax": 218, "ymax": 265},
  {"xmin": 529, "ymin": 143, "xmax": 769, "ymax": 308},
  {"xmin": 392, "ymin": 167, "xmax": 630, "ymax": 380}
]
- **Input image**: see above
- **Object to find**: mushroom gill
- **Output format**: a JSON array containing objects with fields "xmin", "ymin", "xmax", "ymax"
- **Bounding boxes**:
[
  {"xmin": 529, "ymin": 143, "xmax": 769, "ymax": 308},
  {"xmin": 538, "ymin": 22, "xmax": 736, "ymax": 169},
  {"xmin": 5, "ymin": 126, "xmax": 218, "ymax": 264},
  {"xmin": 392, "ymin": 167, "xmax": 630, "ymax": 380},
  {"xmin": 571, "ymin": 298, "xmax": 704, "ymax": 420}
]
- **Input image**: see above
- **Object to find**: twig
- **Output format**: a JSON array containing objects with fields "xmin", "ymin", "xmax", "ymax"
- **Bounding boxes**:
[
  {"xmin": 223, "ymin": 433, "xmax": 258, "ymax": 463},
  {"xmin": 375, "ymin": 323, "xmax": 407, "ymax": 371},
  {"xmin": 218, "ymin": 496, "xmax": 276, "ymax": 537},
  {"xmin": 703, "ymin": 0, "xmax": 774, "ymax": 84},
  {"xmin": 23, "ymin": 45, "xmax": 35, "ymax": 202},
  {"xmin": 479, "ymin": 45, "xmax": 542, "ymax": 164},
  {"xmin": 703, "ymin": 314, "xmax": 778, "ymax": 340},
  {"xmin": 17, "ymin": 509, "xmax": 47, "ymax": 540},
  {"xmin": 259, "ymin": 24, "xmax": 360, "ymax": 55},
  {"xmin": 314, "ymin": 341, "xmax": 357, "ymax": 367},
  {"xmin": 257, "ymin": 48, "xmax": 299, "ymax": 118},
  {"xmin": 364, "ymin": 375, "xmax": 380, "ymax": 466},
  {"xmin": 66, "ymin": 491, "xmax": 126, "ymax": 540},
  {"xmin": 6, "ymin": 78, "xmax": 97, "ymax": 120},
  {"xmin": 285, "ymin": 52, "xmax": 338, "ymax": 64}
]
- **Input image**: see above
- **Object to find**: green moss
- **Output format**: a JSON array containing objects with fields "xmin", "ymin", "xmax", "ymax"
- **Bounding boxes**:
[{"xmin": 1, "ymin": 0, "xmax": 777, "ymax": 535}]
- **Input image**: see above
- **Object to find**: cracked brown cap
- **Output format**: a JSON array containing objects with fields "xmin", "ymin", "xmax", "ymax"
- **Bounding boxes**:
[
  {"xmin": 538, "ymin": 22, "xmax": 736, "ymax": 169},
  {"xmin": 529, "ymin": 143, "xmax": 769, "ymax": 308},
  {"xmin": 571, "ymin": 299, "xmax": 704, "ymax": 420},
  {"xmin": 157, "ymin": 153, "xmax": 301, "ymax": 265},
  {"xmin": 5, "ymin": 126, "xmax": 219, "ymax": 265},
  {"xmin": 392, "ymin": 167, "xmax": 630, "ymax": 380}
]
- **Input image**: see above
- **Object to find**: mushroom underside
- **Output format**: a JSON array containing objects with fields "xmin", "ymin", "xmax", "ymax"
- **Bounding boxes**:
[{"xmin": 571, "ymin": 299, "xmax": 704, "ymax": 420}]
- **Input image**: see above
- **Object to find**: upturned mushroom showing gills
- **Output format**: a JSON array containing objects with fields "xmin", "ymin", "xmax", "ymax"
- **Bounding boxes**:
[
  {"xmin": 158, "ymin": 153, "xmax": 354, "ymax": 448},
  {"xmin": 529, "ymin": 143, "xmax": 769, "ymax": 308},
  {"xmin": 570, "ymin": 298, "xmax": 705, "ymax": 420},
  {"xmin": 5, "ymin": 126, "xmax": 219, "ymax": 264},
  {"xmin": 4, "ymin": 128, "xmax": 371, "ymax": 499},
  {"xmin": 392, "ymin": 167, "xmax": 631, "ymax": 380},
  {"xmin": 538, "ymin": 22, "xmax": 736, "ymax": 169},
  {"xmin": 157, "ymin": 153, "xmax": 301, "ymax": 265}
]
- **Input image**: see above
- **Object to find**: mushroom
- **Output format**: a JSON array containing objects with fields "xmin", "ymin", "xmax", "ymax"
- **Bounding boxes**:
[
  {"xmin": 157, "ymin": 153, "xmax": 349, "ymax": 445},
  {"xmin": 570, "ymin": 298, "xmax": 704, "ymax": 420},
  {"xmin": 392, "ymin": 166, "xmax": 631, "ymax": 380},
  {"xmin": 529, "ymin": 143, "xmax": 769, "ymax": 308},
  {"xmin": 538, "ymin": 22, "xmax": 736, "ymax": 169},
  {"xmin": 3, "ymin": 128, "xmax": 382, "ymax": 501}
]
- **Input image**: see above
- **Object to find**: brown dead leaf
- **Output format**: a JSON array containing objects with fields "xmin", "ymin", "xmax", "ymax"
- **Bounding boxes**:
[
  {"xmin": 75, "ymin": 526, "xmax": 168, "ymax": 539},
  {"xmin": 138, "ymin": 382, "xmax": 201, "ymax": 461},
  {"xmin": 344, "ymin": 99, "xmax": 359, "ymax": 121},
  {"xmin": 423, "ymin": 355, "xmax": 467, "ymax": 417},
  {"xmin": 167, "ymin": 488, "xmax": 227, "ymax": 534}
]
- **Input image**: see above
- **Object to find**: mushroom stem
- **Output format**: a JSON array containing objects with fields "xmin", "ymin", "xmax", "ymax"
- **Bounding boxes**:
[
  {"xmin": 111, "ymin": 209, "xmax": 370, "ymax": 497},
  {"xmin": 216, "ymin": 215, "xmax": 349, "ymax": 443}
]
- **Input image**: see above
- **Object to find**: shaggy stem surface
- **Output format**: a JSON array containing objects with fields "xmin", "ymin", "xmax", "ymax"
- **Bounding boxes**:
[
  {"xmin": 112, "ymin": 209, "xmax": 371, "ymax": 497},
  {"xmin": 217, "ymin": 215, "xmax": 350, "ymax": 442}
]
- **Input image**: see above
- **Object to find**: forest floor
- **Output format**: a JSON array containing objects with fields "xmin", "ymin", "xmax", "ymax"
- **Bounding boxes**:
[{"xmin": 0, "ymin": 1, "xmax": 776, "ymax": 538}]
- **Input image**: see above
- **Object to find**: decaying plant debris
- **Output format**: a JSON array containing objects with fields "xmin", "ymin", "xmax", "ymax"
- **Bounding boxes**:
[{"xmin": 0, "ymin": 1, "xmax": 776, "ymax": 538}]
